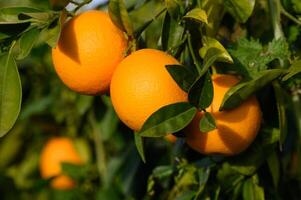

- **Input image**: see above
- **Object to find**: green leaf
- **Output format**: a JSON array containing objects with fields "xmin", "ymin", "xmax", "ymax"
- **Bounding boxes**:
[
  {"xmin": 152, "ymin": 165, "xmax": 174, "ymax": 179},
  {"xmin": 199, "ymin": 36, "xmax": 233, "ymax": 63},
  {"xmin": 229, "ymin": 38, "xmax": 290, "ymax": 78},
  {"xmin": 242, "ymin": 176, "xmax": 265, "ymax": 200},
  {"xmin": 282, "ymin": 60, "xmax": 301, "ymax": 81},
  {"xmin": 39, "ymin": 13, "xmax": 62, "ymax": 47},
  {"xmin": 224, "ymin": 0, "xmax": 255, "ymax": 23},
  {"xmin": 138, "ymin": 102, "xmax": 197, "ymax": 137},
  {"xmin": 267, "ymin": 152, "xmax": 280, "ymax": 188},
  {"xmin": 273, "ymin": 81, "xmax": 287, "ymax": 146},
  {"xmin": 166, "ymin": 64, "xmax": 196, "ymax": 92},
  {"xmin": 15, "ymin": 27, "xmax": 39, "ymax": 60},
  {"xmin": 0, "ymin": 52, "xmax": 22, "ymax": 137},
  {"xmin": 134, "ymin": 133, "xmax": 146, "ymax": 163},
  {"xmin": 188, "ymin": 71, "xmax": 213, "ymax": 110},
  {"xmin": 130, "ymin": 0, "xmax": 165, "ymax": 31},
  {"xmin": 61, "ymin": 162, "xmax": 89, "ymax": 181},
  {"xmin": 199, "ymin": 112, "xmax": 216, "ymax": 132},
  {"xmin": 200, "ymin": 48, "xmax": 224, "ymax": 77},
  {"xmin": 108, "ymin": 0, "xmax": 133, "ymax": 36},
  {"xmin": 162, "ymin": 12, "xmax": 185, "ymax": 52},
  {"xmin": 165, "ymin": 0, "xmax": 185, "ymax": 20},
  {"xmin": 0, "ymin": 7, "xmax": 41, "ymax": 24},
  {"xmin": 183, "ymin": 8, "xmax": 208, "ymax": 24},
  {"xmin": 220, "ymin": 69, "xmax": 285, "ymax": 111}
]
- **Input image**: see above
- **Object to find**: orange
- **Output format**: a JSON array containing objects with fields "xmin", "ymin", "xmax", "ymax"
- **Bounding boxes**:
[
  {"xmin": 110, "ymin": 49, "xmax": 188, "ymax": 131},
  {"xmin": 52, "ymin": 10, "xmax": 127, "ymax": 95},
  {"xmin": 185, "ymin": 74, "xmax": 261, "ymax": 155},
  {"xmin": 165, "ymin": 134, "xmax": 177, "ymax": 143},
  {"xmin": 39, "ymin": 137, "xmax": 83, "ymax": 190}
]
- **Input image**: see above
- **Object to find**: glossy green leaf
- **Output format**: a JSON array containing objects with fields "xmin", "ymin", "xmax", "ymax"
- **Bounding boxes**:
[
  {"xmin": 16, "ymin": 28, "xmax": 39, "ymax": 60},
  {"xmin": 224, "ymin": 0, "xmax": 255, "ymax": 23},
  {"xmin": 139, "ymin": 102, "xmax": 197, "ymax": 137},
  {"xmin": 188, "ymin": 71, "xmax": 213, "ymax": 110},
  {"xmin": 134, "ymin": 133, "xmax": 146, "ymax": 163},
  {"xmin": 165, "ymin": 0, "xmax": 185, "ymax": 20},
  {"xmin": 162, "ymin": 12, "xmax": 185, "ymax": 52},
  {"xmin": 282, "ymin": 60, "xmax": 301, "ymax": 81},
  {"xmin": 199, "ymin": 112, "xmax": 216, "ymax": 132},
  {"xmin": 183, "ymin": 8, "xmax": 208, "ymax": 24},
  {"xmin": 109, "ymin": 0, "xmax": 133, "ymax": 36},
  {"xmin": 0, "ymin": 53, "xmax": 22, "ymax": 137},
  {"xmin": 199, "ymin": 36, "xmax": 233, "ymax": 63},
  {"xmin": 200, "ymin": 48, "xmax": 224, "ymax": 77},
  {"xmin": 220, "ymin": 69, "xmax": 285, "ymax": 111},
  {"xmin": 166, "ymin": 64, "xmax": 196, "ymax": 92}
]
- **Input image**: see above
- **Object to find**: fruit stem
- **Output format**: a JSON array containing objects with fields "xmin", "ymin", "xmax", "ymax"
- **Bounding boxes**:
[
  {"xmin": 73, "ymin": 0, "xmax": 92, "ymax": 13},
  {"xmin": 280, "ymin": 5, "xmax": 301, "ymax": 26},
  {"xmin": 268, "ymin": 0, "xmax": 284, "ymax": 39},
  {"xmin": 187, "ymin": 32, "xmax": 202, "ymax": 74}
]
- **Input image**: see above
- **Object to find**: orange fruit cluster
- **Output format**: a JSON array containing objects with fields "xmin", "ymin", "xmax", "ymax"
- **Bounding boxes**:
[{"xmin": 46, "ymin": 9, "xmax": 262, "ymax": 189}]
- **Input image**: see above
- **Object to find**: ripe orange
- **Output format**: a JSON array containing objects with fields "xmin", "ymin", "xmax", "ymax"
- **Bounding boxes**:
[
  {"xmin": 185, "ymin": 74, "xmax": 261, "ymax": 155},
  {"xmin": 39, "ymin": 137, "xmax": 83, "ymax": 190},
  {"xmin": 52, "ymin": 10, "xmax": 127, "ymax": 95},
  {"xmin": 110, "ymin": 49, "xmax": 188, "ymax": 131}
]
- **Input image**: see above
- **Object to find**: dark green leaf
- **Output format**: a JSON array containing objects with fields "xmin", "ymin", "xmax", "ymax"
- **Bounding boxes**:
[
  {"xmin": 139, "ymin": 102, "xmax": 197, "ymax": 137},
  {"xmin": 108, "ymin": 0, "xmax": 133, "ymax": 36},
  {"xmin": 183, "ymin": 8, "xmax": 208, "ymax": 24},
  {"xmin": 134, "ymin": 133, "xmax": 146, "ymax": 163},
  {"xmin": 188, "ymin": 71, "xmax": 213, "ymax": 110},
  {"xmin": 273, "ymin": 81, "xmax": 287, "ymax": 146},
  {"xmin": 162, "ymin": 12, "xmax": 185, "ymax": 52},
  {"xmin": 267, "ymin": 152, "xmax": 280, "ymax": 188},
  {"xmin": 282, "ymin": 60, "xmax": 301, "ymax": 81},
  {"xmin": 224, "ymin": 0, "xmax": 255, "ymax": 23},
  {"xmin": 16, "ymin": 27, "xmax": 39, "ymax": 60},
  {"xmin": 130, "ymin": 0, "xmax": 165, "ymax": 31},
  {"xmin": 220, "ymin": 69, "xmax": 285, "ymax": 111},
  {"xmin": 165, "ymin": 0, "xmax": 185, "ymax": 20},
  {"xmin": 199, "ymin": 112, "xmax": 216, "ymax": 132},
  {"xmin": 0, "ymin": 53, "xmax": 22, "ymax": 137},
  {"xmin": 199, "ymin": 36, "xmax": 233, "ymax": 63},
  {"xmin": 166, "ymin": 64, "xmax": 196, "ymax": 92}
]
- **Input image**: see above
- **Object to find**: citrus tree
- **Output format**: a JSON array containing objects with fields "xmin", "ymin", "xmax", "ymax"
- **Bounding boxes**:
[{"xmin": 0, "ymin": 0, "xmax": 301, "ymax": 199}]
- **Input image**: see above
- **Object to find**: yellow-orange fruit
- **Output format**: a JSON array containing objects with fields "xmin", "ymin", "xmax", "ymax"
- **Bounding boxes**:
[
  {"xmin": 165, "ymin": 134, "xmax": 177, "ymax": 143},
  {"xmin": 39, "ymin": 137, "xmax": 83, "ymax": 190},
  {"xmin": 110, "ymin": 49, "xmax": 187, "ymax": 131},
  {"xmin": 52, "ymin": 10, "xmax": 127, "ymax": 95},
  {"xmin": 185, "ymin": 74, "xmax": 261, "ymax": 155}
]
